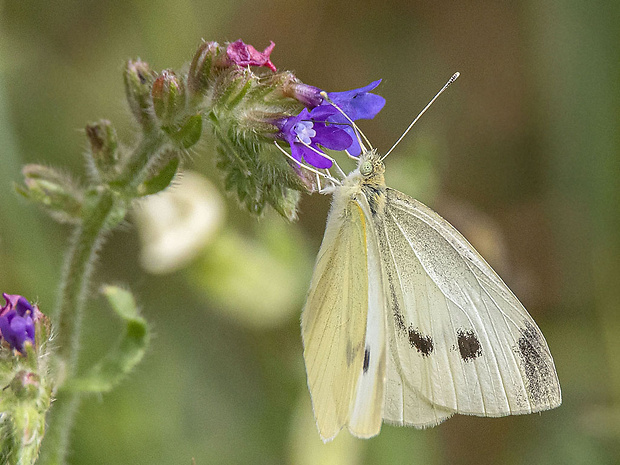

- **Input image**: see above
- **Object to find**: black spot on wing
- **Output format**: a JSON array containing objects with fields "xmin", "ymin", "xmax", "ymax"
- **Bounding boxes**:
[
  {"xmin": 408, "ymin": 327, "xmax": 434, "ymax": 356},
  {"xmin": 517, "ymin": 322, "xmax": 556, "ymax": 406},
  {"xmin": 457, "ymin": 329, "xmax": 482, "ymax": 361},
  {"xmin": 363, "ymin": 347, "xmax": 370, "ymax": 373}
]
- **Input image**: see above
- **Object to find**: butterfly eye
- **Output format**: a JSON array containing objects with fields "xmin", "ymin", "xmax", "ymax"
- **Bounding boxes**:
[{"xmin": 360, "ymin": 161, "xmax": 373, "ymax": 176}]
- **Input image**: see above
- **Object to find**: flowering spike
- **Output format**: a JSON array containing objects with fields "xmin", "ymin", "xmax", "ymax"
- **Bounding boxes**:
[
  {"xmin": 226, "ymin": 40, "xmax": 277, "ymax": 72},
  {"xmin": 124, "ymin": 59, "xmax": 156, "ymax": 130}
]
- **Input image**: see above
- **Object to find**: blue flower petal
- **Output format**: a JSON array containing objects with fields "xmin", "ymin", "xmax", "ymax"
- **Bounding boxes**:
[
  {"xmin": 10, "ymin": 315, "xmax": 26, "ymax": 336},
  {"xmin": 342, "ymin": 127, "xmax": 363, "ymax": 157},
  {"xmin": 0, "ymin": 315, "xmax": 10, "ymax": 340},
  {"xmin": 289, "ymin": 141, "xmax": 305, "ymax": 162},
  {"xmin": 25, "ymin": 316, "xmax": 35, "ymax": 340},
  {"xmin": 327, "ymin": 79, "xmax": 382, "ymax": 102},
  {"xmin": 299, "ymin": 144, "xmax": 332, "ymax": 169},
  {"xmin": 313, "ymin": 126, "xmax": 352, "ymax": 151},
  {"xmin": 327, "ymin": 80, "xmax": 385, "ymax": 120},
  {"xmin": 15, "ymin": 296, "xmax": 33, "ymax": 316},
  {"xmin": 308, "ymin": 105, "xmax": 339, "ymax": 122}
]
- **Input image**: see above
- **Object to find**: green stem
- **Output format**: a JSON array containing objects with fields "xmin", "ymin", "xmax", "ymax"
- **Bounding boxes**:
[
  {"xmin": 39, "ymin": 133, "xmax": 166, "ymax": 465},
  {"xmin": 115, "ymin": 131, "xmax": 166, "ymax": 190},
  {"xmin": 37, "ymin": 393, "xmax": 80, "ymax": 465},
  {"xmin": 54, "ymin": 190, "xmax": 115, "ymax": 371}
]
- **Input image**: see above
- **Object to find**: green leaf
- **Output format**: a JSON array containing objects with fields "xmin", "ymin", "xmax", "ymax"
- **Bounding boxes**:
[
  {"xmin": 138, "ymin": 156, "xmax": 180, "ymax": 196},
  {"xmin": 64, "ymin": 285, "xmax": 149, "ymax": 393},
  {"xmin": 163, "ymin": 113, "xmax": 203, "ymax": 148}
]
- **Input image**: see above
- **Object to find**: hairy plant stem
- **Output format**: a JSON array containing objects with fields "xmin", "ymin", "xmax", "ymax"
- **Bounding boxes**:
[{"xmin": 39, "ymin": 132, "xmax": 166, "ymax": 465}]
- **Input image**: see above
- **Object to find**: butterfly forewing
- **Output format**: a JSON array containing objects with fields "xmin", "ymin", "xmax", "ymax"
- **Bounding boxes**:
[
  {"xmin": 301, "ymin": 192, "xmax": 385, "ymax": 441},
  {"xmin": 378, "ymin": 188, "xmax": 561, "ymax": 416}
]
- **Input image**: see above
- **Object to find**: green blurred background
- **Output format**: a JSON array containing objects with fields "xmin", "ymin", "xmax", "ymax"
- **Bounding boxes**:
[{"xmin": 1, "ymin": 0, "xmax": 619, "ymax": 463}]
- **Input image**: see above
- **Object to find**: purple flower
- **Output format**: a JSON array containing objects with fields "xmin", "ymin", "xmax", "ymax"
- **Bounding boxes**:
[
  {"xmin": 279, "ymin": 80, "xmax": 386, "ymax": 166},
  {"xmin": 0, "ymin": 293, "xmax": 36, "ymax": 352},
  {"xmin": 278, "ymin": 108, "xmax": 352, "ymax": 169},
  {"xmin": 226, "ymin": 40, "xmax": 277, "ymax": 72}
]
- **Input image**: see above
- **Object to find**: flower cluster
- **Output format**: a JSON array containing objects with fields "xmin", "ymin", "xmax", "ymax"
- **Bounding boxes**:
[
  {"xmin": 0, "ymin": 294, "xmax": 38, "ymax": 353},
  {"xmin": 277, "ymin": 80, "xmax": 385, "ymax": 169}
]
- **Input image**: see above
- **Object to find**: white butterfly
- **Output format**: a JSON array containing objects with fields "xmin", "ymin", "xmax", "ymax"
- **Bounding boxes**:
[{"xmin": 295, "ymin": 74, "xmax": 561, "ymax": 442}]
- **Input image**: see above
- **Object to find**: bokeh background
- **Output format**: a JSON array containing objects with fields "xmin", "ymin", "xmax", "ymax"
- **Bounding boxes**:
[{"xmin": 1, "ymin": 0, "xmax": 619, "ymax": 463}]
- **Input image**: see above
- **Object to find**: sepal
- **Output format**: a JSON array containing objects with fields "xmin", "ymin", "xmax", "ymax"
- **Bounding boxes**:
[
  {"xmin": 162, "ymin": 113, "xmax": 203, "ymax": 149},
  {"xmin": 137, "ymin": 156, "xmax": 180, "ymax": 196}
]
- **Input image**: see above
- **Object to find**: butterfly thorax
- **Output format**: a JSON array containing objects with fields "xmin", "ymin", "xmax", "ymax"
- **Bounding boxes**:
[{"xmin": 357, "ymin": 149, "xmax": 387, "ymax": 217}]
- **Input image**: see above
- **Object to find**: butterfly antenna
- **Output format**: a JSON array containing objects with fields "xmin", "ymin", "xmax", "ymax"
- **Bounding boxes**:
[
  {"xmin": 274, "ymin": 142, "xmax": 342, "ymax": 186},
  {"xmin": 382, "ymin": 72, "xmax": 460, "ymax": 160},
  {"xmin": 319, "ymin": 91, "xmax": 373, "ymax": 152}
]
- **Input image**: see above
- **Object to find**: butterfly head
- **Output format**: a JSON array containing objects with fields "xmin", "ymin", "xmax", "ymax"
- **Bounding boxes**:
[{"xmin": 357, "ymin": 149, "xmax": 385, "ymax": 180}]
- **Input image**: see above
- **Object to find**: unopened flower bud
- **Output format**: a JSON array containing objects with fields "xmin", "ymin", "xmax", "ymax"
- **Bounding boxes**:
[
  {"xmin": 280, "ymin": 76, "xmax": 323, "ymax": 108},
  {"xmin": 152, "ymin": 70, "xmax": 186, "ymax": 125},
  {"xmin": 188, "ymin": 41, "xmax": 221, "ymax": 96},
  {"xmin": 124, "ymin": 59, "xmax": 156, "ymax": 130},
  {"xmin": 10, "ymin": 371, "xmax": 40, "ymax": 399},
  {"xmin": 17, "ymin": 165, "xmax": 83, "ymax": 223},
  {"xmin": 86, "ymin": 120, "xmax": 119, "ymax": 180}
]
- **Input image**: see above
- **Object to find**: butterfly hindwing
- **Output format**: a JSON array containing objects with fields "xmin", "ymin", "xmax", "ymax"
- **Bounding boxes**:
[
  {"xmin": 377, "ymin": 188, "xmax": 561, "ymax": 417},
  {"xmin": 348, "ymin": 193, "xmax": 387, "ymax": 438}
]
